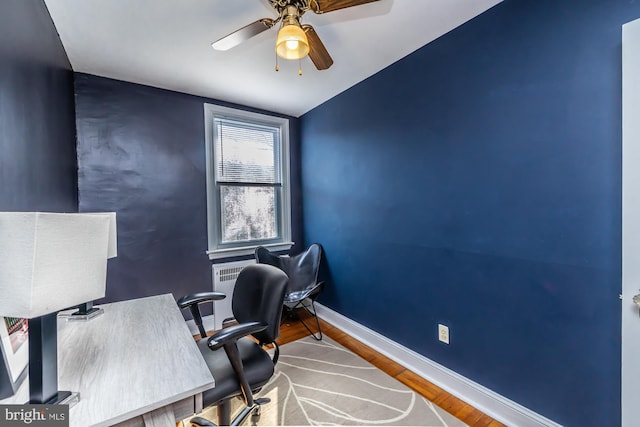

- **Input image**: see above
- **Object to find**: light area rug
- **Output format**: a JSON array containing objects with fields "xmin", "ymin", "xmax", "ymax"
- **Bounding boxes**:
[{"xmin": 187, "ymin": 336, "xmax": 468, "ymax": 426}]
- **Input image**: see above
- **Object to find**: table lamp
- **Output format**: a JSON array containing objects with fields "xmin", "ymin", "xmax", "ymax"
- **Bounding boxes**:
[{"xmin": 0, "ymin": 212, "xmax": 115, "ymax": 404}]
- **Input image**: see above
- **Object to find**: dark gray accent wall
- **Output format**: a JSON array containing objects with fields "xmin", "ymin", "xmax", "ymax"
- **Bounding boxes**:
[
  {"xmin": 74, "ymin": 74, "xmax": 303, "ymax": 304},
  {"xmin": 0, "ymin": 0, "xmax": 77, "ymax": 212},
  {"xmin": 300, "ymin": 0, "xmax": 639, "ymax": 425}
]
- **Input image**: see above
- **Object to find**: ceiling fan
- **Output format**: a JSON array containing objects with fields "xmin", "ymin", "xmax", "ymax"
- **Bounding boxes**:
[{"xmin": 211, "ymin": 0, "xmax": 382, "ymax": 71}]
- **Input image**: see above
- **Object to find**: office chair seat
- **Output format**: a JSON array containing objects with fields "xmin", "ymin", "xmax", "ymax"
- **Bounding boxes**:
[{"xmin": 197, "ymin": 337, "xmax": 274, "ymax": 406}]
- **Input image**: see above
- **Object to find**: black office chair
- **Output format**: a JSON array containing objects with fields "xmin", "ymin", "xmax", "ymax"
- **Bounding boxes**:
[
  {"xmin": 177, "ymin": 263, "xmax": 288, "ymax": 426},
  {"xmin": 255, "ymin": 243, "xmax": 324, "ymax": 340}
]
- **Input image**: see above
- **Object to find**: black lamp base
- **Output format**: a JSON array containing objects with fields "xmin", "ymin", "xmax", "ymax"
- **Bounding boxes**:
[
  {"xmin": 30, "ymin": 390, "xmax": 79, "ymax": 407},
  {"xmin": 67, "ymin": 307, "xmax": 104, "ymax": 321},
  {"xmin": 58, "ymin": 302, "xmax": 104, "ymax": 321},
  {"xmin": 28, "ymin": 314, "xmax": 81, "ymax": 408},
  {"xmin": 68, "ymin": 301, "xmax": 104, "ymax": 321},
  {"xmin": 28, "ymin": 313, "xmax": 82, "ymax": 407}
]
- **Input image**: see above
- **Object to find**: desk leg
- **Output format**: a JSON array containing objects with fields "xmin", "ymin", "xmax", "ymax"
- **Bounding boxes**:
[{"xmin": 142, "ymin": 406, "xmax": 176, "ymax": 427}]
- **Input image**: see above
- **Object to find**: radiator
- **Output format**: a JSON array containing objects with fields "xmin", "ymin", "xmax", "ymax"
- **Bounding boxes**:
[{"xmin": 212, "ymin": 259, "xmax": 255, "ymax": 330}]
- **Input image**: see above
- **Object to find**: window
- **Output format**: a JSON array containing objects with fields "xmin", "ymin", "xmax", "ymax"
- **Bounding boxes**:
[{"xmin": 204, "ymin": 104, "xmax": 292, "ymax": 259}]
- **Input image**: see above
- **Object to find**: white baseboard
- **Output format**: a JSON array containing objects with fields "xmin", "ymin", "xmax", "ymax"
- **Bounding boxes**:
[
  {"xmin": 315, "ymin": 303, "xmax": 561, "ymax": 427},
  {"xmin": 185, "ymin": 314, "xmax": 216, "ymax": 336}
]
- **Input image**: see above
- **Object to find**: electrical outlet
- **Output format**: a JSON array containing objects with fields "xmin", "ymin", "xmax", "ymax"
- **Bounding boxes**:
[{"xmin": 438, "ymin": 324, "xmax": 450, "ymax": 344}]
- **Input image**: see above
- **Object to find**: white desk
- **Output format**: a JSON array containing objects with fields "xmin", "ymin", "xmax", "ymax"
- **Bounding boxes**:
[{"xmin": 2, "ymin": 294, "xmax": 214, "ymax": 427}]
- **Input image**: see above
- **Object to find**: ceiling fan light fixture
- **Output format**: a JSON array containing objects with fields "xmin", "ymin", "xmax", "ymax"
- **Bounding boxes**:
[{"xmin": 276, "ymin": 21, "xmax": 309, "ymax": 60}]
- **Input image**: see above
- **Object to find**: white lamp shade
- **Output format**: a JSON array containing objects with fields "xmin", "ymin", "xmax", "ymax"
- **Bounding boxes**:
[
  {"xmin": 86, "ymin": 212, "xmax": 117, "ymax": 258},
  {"xmin": 0, "ymin": 212, "xmax": 114, "ymax": 318}
]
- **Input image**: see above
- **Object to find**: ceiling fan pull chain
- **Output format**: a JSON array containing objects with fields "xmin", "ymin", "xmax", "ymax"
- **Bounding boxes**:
[
  {"xmin": 299, "ymin": 59, "xmax": 303, "ymax": 76},
  {"xmin": 275, "ymin": 53, "xmax": 280, "ymax": 72}
]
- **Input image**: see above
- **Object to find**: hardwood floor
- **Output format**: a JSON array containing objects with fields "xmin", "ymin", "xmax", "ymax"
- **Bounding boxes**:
[{"xmin": 277, "ymin": 311, "xmax": 506, "ymax": 427}]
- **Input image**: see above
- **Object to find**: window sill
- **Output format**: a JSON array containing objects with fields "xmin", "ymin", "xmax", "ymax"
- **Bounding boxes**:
[{"xmin": 207, "ymin": 241, "xmax": 294, "ymax": 260}]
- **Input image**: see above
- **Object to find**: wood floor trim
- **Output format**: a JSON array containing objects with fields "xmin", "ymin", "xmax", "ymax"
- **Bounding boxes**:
[
  {"xmin": 315, "ymin": 303, "xmax": 561, "ymax": 427},
  {"xmin": 276, "ymin": 313, "xmax": 505, "ymax": 427},
  {"xmin": 309, "ymin": 304, "xmax": 561, "ymax": 427}
]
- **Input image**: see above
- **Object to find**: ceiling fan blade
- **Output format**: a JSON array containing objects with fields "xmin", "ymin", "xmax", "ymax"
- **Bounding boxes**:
[
  {"xmin": 309, "ymin": 0, "xmax": 381, "ymax": 14},
  {"xmin": 211, "ymin": 18, "xmax": 275, "ymax": 51},
  {"xmin": 302, "ymin": 25, "xmax": 334, "ymax": 70}
]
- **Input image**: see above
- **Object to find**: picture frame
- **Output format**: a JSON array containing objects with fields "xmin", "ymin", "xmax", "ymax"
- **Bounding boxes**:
[{"xmin": 0, "ymin": 317, "xmax": 28, "ymax": 399}]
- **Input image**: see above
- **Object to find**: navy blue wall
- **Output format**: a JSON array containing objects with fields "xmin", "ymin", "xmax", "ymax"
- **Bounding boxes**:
[
  {"xmin": 0, "ymin": 0, "xmax": 77, "ymax": 212},
  {"xmin": 301, "ymin": 1, "xmax": 639, "ymax": 425},
  {"xmin": 75, "ymin": 74, "xmax": 303, "ymax": 304}
]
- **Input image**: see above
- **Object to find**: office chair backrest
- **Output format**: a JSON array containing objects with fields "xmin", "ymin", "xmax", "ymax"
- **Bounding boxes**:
[
  {"xmin": 232, "ymin": 263, "xmax": 288, "ymax": 344},
  {"xmin": 255, "ymin": 244, "xmax": 322, "ymax": 294}
]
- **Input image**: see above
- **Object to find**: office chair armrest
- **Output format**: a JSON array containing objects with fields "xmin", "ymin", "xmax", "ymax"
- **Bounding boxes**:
[
  {"xmin": 207, "ymin": 321, "xmax": 268, "ymax": 351},
  {"xmin": 208, "ymin": 321, "xmax": 270, "ymax": 413},
  {"xmin": 177, "ymin": 292, "xmax": 226, "ymax": 339},
  {"xmin": 176, "ymin": 291, "xmax": 226, "ymax": 309}
]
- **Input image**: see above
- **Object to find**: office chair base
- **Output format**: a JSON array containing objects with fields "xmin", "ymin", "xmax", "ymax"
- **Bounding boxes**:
[
  {"xmin": 189, "ymin": 416, "xmax": 216, "ymax": 426},
  {"xmin": 229, "ymin": 397, "xmax": 270, "ymax": 426},
  {"xmin": 193, "ymin": 397, "xmax": 271, "ymax": 427}
]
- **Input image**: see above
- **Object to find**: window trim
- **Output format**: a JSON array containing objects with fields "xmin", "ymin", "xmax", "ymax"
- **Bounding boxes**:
[{"xmin": 204, "ymin": 103, "xmax": 292, "ymax": 260}]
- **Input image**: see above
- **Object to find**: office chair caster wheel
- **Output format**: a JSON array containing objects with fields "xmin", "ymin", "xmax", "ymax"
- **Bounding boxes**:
[
  {"xmin": 251, "ymin": 409, "xmax": 261, "ymax": 422},
  {"xmin": 189, "ymin": 416, "xmax": 217, "ymax": 426}
]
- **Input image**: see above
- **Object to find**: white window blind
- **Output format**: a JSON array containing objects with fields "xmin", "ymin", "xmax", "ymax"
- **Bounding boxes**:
[{"xmin": 214, "ymin": 118, "xmax": 282, "ymax": 184}]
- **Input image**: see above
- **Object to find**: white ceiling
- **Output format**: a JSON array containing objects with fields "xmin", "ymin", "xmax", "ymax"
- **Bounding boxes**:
[{"xmin": 44, "ymin": 0, "xmax": 501, "ymax": 117}]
